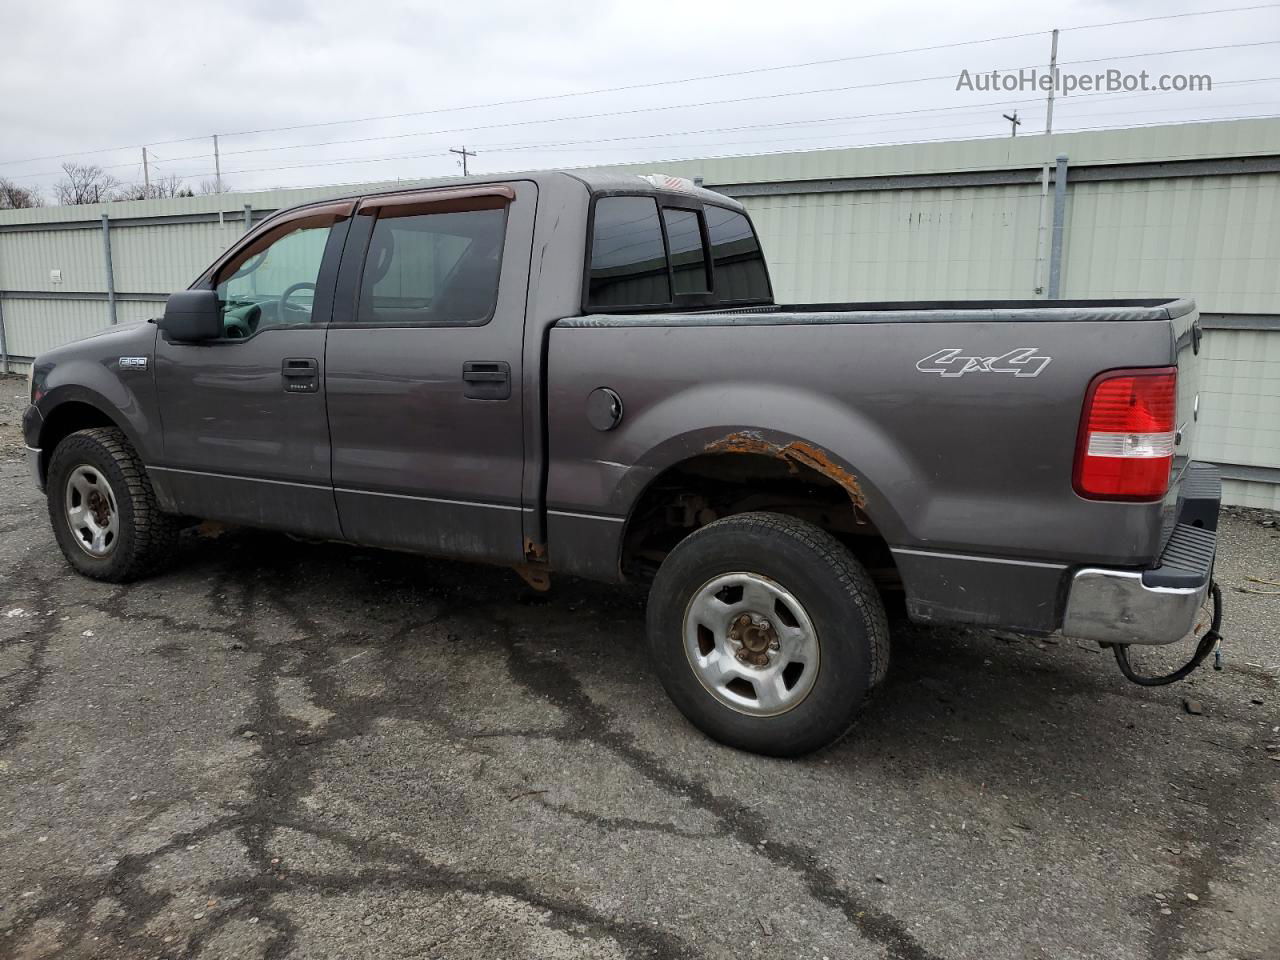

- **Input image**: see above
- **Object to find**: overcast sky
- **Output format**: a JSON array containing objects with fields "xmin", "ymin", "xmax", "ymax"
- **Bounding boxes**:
[{"xmin": 2, "ymin": 0, "xmax": 1277, "ymax": 200}]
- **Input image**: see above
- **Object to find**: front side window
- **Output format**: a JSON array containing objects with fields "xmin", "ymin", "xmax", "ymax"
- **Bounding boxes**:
[
  {"xmin": 357, "ymin": 207, "xmax": 505, "ymax": 325},
  {"xmin": 704, "ymin": 205, "xmax": 771, "ymax": 303},
  {"xmin": 588, "ymin": 197, "xmax": 670, "ymax": 308},
  {"xmin": 216, "ymin": 221, "xmax": 334, "ymax": 338}
]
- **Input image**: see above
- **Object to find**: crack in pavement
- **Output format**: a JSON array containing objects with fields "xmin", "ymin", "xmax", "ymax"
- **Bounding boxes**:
[
  {"xmin": 490, "ymin": 619, "xmax": 946, "ymax": 960},
  {"xmin": 4, "ymin": 554, "xmax": 704, "ymax": 959}
]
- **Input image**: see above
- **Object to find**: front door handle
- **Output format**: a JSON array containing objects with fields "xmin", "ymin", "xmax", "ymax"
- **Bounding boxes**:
[
  {"xmin": 462, "ymin": 361, "xmax": 511, "ymax": 400},
  {"xmin": 282, "ymin": 357, "xmax": 319, "ymax": 393}
]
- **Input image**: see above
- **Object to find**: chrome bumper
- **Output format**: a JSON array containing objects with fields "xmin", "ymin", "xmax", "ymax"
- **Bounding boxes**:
[
  {"xmin": 26, "ymin": 445, "xmax": 43, "ymax": 492},
  {"xmin": 1063, "ymin": 564, "xmax": 1211, "ymax": 646},
  {"xmin": 1064, "ymin": 465, "xmax": 1219, "ymax": 646}
]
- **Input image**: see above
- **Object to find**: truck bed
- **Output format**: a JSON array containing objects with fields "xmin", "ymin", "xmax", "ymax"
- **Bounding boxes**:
[{"xmin": 545, "ymin": 297, "xmax": 1202, "ymax": 635}]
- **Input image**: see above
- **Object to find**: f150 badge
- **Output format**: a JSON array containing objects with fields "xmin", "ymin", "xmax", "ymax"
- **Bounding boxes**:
[
  {"xmin": 916, "ymin": 347, "xmax": 1050, "ymax": 378},
  {"xmin": 118, "ymin": 357, "xmax": 148, "ymax": 371}
]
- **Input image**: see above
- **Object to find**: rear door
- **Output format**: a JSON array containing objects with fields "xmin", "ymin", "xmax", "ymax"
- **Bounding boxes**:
[
  {"xmin": 152, "ymin": 201, "xmax": 353, "ymax": 537},
  {"xmin": 324, "ymin": 182, "xmax": 536, "ymax": 563}
]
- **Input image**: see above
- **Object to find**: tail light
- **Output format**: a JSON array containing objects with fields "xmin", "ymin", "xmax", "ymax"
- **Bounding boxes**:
[{"xmin": 1074, "ymin": 367, "xmax": 1177, "ymax": 501}]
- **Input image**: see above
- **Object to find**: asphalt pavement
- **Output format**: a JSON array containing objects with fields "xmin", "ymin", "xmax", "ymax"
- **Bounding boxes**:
[{"xmin": 1, "ymin": 375, "xmax": 1277, "ymax": 960}]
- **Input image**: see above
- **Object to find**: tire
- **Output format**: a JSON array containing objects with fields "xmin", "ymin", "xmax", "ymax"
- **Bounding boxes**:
[
  {"xmin": 46, "ymin": 427, "xmax": 179, "ymax": 582},
  {"xmin": 646, "ymin": 512, "xmax": 889, "ymax": 757}
]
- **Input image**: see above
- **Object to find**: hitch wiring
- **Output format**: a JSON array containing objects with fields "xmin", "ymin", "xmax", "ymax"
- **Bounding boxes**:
[{"xmin": 1107, "ymin": 581, "xmax": 1223, "ymax": 686}]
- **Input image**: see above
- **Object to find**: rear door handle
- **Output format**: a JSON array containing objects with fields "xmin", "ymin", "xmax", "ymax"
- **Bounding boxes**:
[
  {"xmin": 462, "ymin": 361, "xmax": 511, "ymax": 400},
  {"xmin": 282, "ymin": 357, "xmax": 319, "ymax": 393}
]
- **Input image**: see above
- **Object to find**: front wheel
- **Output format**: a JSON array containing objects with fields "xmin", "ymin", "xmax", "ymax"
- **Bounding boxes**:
[
  {"xmin": 646, "ymin": 512, "xmax": 889, "ymax": 757},
  {"xmin": 46, "ymin": 427, "xmax": 178, "ymax": 582}
]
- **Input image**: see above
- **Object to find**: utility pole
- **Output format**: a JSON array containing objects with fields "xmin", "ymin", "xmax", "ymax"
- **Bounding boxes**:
[
  {"xmin": 450, "ymin": 146, "xmax": 476, "ymax": 176},
  {"xmin": 1045, "ymin": 28, "xmax": 1059, "ymax": 135},
  {"xmin": 1002, "ymin": 111, "xmax": 1022, "ymax": 137},
  {"xmin": 213, "ymin": 134, "xmax": 223, "ymax": 193},
  {"xmin": 142, "ymin": 147, "xmax": 150, "ymax": 197}
]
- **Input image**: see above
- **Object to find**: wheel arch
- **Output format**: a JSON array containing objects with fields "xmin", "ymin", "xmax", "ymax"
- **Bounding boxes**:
[
  {"xmin": 614, "ymin": 428, "xmax": 905, "ymax": 593},
  {"xmin": 36, "ymin": 389, "xmax": 139, "ymax": 484}
]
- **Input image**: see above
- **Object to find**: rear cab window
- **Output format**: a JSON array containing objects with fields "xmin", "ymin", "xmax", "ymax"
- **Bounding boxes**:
[{"xmin": 585, "ymin": 193, "xmax": 771, "ymax": 312}]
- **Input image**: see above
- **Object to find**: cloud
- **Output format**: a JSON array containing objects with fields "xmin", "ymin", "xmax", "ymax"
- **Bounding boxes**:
[{"xmin": 2, "ymin": 0, "xmax": 1276, "ymax": 198}]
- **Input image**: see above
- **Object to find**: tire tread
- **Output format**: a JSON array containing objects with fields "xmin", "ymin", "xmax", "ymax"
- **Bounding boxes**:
[
  {"xmin": 647, "ymin": 511, "xmax": 891, "ymax": 756},
  {"xmin": 47, "ymin": 427, "xmax": 178, "ymax": 582}
]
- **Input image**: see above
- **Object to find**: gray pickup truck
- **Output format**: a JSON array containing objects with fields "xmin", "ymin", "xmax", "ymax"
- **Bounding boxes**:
[{"xmin": 22, "ymin": 170, "xmax": 1221, "ymax": 755}]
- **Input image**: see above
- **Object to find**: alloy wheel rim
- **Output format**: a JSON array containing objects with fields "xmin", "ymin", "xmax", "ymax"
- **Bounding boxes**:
[
  {"xmin": 683, "ymin": 571, "xmax": 820, "ymax": 716},
  {"xmin": 65, "ymin": 465, "xmax": 120, "ymax": 558}
]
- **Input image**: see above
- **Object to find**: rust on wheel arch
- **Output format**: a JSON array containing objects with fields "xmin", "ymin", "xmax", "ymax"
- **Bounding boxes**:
[{"xmin": 703, "ymin": 431, "xmax": 867, "ymax": 509}]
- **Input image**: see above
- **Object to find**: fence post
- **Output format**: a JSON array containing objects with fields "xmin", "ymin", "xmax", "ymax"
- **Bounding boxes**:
[
  {"xmin": 101, "ymin": 213, "xmax": 117, "ymax": 325},
  {"xmin": 0, "ymin": 294, "xmax": 9, "ymax": 375},
  {"xmin": 1047, "ymin": 154, "xmax": 1069, "ymax": 300}
]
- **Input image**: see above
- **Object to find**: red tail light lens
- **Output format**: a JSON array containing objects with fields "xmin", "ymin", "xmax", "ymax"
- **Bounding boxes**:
[{"xmin": 1074, "ymin": 367, "xmax": 1177, "ymax": 501}]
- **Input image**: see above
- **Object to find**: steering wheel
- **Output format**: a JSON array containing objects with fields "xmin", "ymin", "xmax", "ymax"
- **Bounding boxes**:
[
  {"xmin": 223, "ymin": 303, "xmax": 262, "ymax": 339},
  {"xmin": 280, "ymin": 282, "xmax": 317, "ymax": 322}
]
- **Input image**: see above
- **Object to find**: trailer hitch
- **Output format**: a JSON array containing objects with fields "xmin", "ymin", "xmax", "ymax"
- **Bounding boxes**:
[{"xmin": 1107, "ymin": 581, "xmax": 1223, "ymax": 687}]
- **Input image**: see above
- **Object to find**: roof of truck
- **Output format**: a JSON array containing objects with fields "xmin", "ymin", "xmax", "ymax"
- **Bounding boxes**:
[{"xmin": 344, "ymin": 169, "xmax": 745, "ymax": 211}]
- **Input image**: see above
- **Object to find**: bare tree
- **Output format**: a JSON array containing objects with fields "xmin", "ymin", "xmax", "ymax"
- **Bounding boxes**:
[
  {"xmin": 115, "ymin": 174, "xmax": 195, "ymax": 200},
  {"xmin": 155, "ymin": 173, "xmax": 195, "ymax": 198},
  {"xmin": 53, "ymin": 162, "xmax": 120, "ymax": 205},
  {"xmin": 198, "ymin": 177, "xmax": 232, "ymax": 195},
  {"xmin": 0, "ymin": 177, "xmax": 43, "ymax": 208},
  {"xmin": 114, "ymin": 183, "xmax": 149, "ymax": 201}
]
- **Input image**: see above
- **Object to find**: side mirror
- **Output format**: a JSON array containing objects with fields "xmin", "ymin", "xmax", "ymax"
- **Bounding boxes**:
[{"xmin": 158, "ymin": 289, "xmax": 222, "ymax": 342}]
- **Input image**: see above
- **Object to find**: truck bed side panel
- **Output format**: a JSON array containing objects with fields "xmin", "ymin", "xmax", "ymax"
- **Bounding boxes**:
[{"xmin": 546, "ymin": 315, "xmax": 1178, "ymax": 598}]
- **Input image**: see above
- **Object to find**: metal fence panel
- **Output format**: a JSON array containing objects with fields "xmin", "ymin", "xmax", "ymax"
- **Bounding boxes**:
[{"xmin": 3, "ymin": 119, "xmax": 1279, "ymax": 505}]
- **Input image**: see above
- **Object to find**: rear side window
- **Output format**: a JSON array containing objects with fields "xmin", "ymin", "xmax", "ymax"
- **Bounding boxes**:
[
  {"xmin": 704, "ymin": 205, "xmax": 771, "ymax": 302},
  {"xmin": 588, "ymin": 197, "xmax": 670, "ymax": 307},
  {"xmin": 662, "ymin": 208, "xmax": 709, "ymax": 295},
  {"xmin": 358, "ymin": 207, "xmax": 505, "ymax": 325}
]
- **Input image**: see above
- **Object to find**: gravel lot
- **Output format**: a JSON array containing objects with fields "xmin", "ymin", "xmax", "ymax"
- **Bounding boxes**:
[{"xmin": 1, "ymin": 373, "xmax": 1277, "ymax": 960}]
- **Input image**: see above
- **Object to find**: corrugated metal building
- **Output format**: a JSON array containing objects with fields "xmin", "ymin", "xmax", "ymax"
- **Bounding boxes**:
[{"xmin": 2, "ymin": 118, "xmax": 1278, "ymax": 507}]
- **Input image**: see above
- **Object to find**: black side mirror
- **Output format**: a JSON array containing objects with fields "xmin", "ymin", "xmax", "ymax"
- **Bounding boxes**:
[{"xmin": 158, "ymin": 289, "xmax": 222, "ymax": 342}]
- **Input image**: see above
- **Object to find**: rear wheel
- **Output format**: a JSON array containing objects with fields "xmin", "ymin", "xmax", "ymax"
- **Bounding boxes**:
[
  {"xmin": 646, "ymin": 512, "xmax": 889, "ymax": 757},
  {"xmin": 46, "ymin": 427, "xmax": 178, "ymax": 582}
]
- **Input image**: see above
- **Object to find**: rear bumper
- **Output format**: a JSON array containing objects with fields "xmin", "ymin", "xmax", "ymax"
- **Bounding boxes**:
[{"xmin": 1062, "ymin": 464, "xmax": 1220, "ymax": 646}]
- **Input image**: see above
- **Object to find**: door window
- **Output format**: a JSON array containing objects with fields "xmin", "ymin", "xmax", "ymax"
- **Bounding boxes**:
[
  {"xmin": 357, "ymin": 207, "xmax": 506, "ymax": 325},
  {"xmin": 587, "ymin": 197, "xmax": 670, "ymax": 308},
  {"xmin": 215, "ymin": 221, "xmax": 335, "ymax": 338}
]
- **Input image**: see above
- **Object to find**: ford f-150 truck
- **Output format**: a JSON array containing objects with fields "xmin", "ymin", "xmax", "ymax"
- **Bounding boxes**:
[{"xmin": 22, "ymin": 170, "xmax": 1221, "ymax": 755}]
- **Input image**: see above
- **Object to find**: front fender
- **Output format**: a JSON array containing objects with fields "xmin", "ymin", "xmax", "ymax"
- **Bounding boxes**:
[{"xmin": 33, "ymin": 323, "xmax": 162, "ymax": 463}]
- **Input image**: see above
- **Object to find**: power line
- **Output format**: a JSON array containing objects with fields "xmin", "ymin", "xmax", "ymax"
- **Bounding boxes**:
[
  {"xmin": 9, "ymin": 74, "xmax": 1279, "ymax": 185},
  {"xmin": 126, "ymin": 41, "xmax": 1280, "ymax": 170},
  {"xmin": 9, "ymin": 70, "xmax": 1279, "ymax": 185},
  {"xmin": 201, "ymin": 3, "xmax": 1280, "ymax": 139},
  {"xmin": 476, "ymin": 78, "xmax": 1280, "ymax": 152},
  {"xmin": 2, "ymin": 2, "xmax": 1276, "ymax": 169},
  {"xmin": 212, "ymin": 108, "xmax": 1279, "ymax": 180}
]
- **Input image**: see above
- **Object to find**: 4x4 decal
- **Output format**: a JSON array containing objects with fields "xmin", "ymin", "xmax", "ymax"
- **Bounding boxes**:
[{"xmin": 916, "ymin": 347, "xmax": 1051, "ymax": 378}]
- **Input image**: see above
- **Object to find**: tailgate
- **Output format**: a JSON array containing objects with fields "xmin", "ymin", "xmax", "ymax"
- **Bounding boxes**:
[{"xmin": 1164, "ymin": 303, "xmax": 1204, "ymax": 542}]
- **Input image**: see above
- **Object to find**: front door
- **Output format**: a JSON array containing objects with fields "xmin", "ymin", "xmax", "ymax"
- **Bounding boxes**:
[
  {"xmin": 152, "ymin": 201, "xmax": 353, "ymax": 538},
  {"xmin": 324, "ymin": 182, "xmax": 535, "ymax": 563}
]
